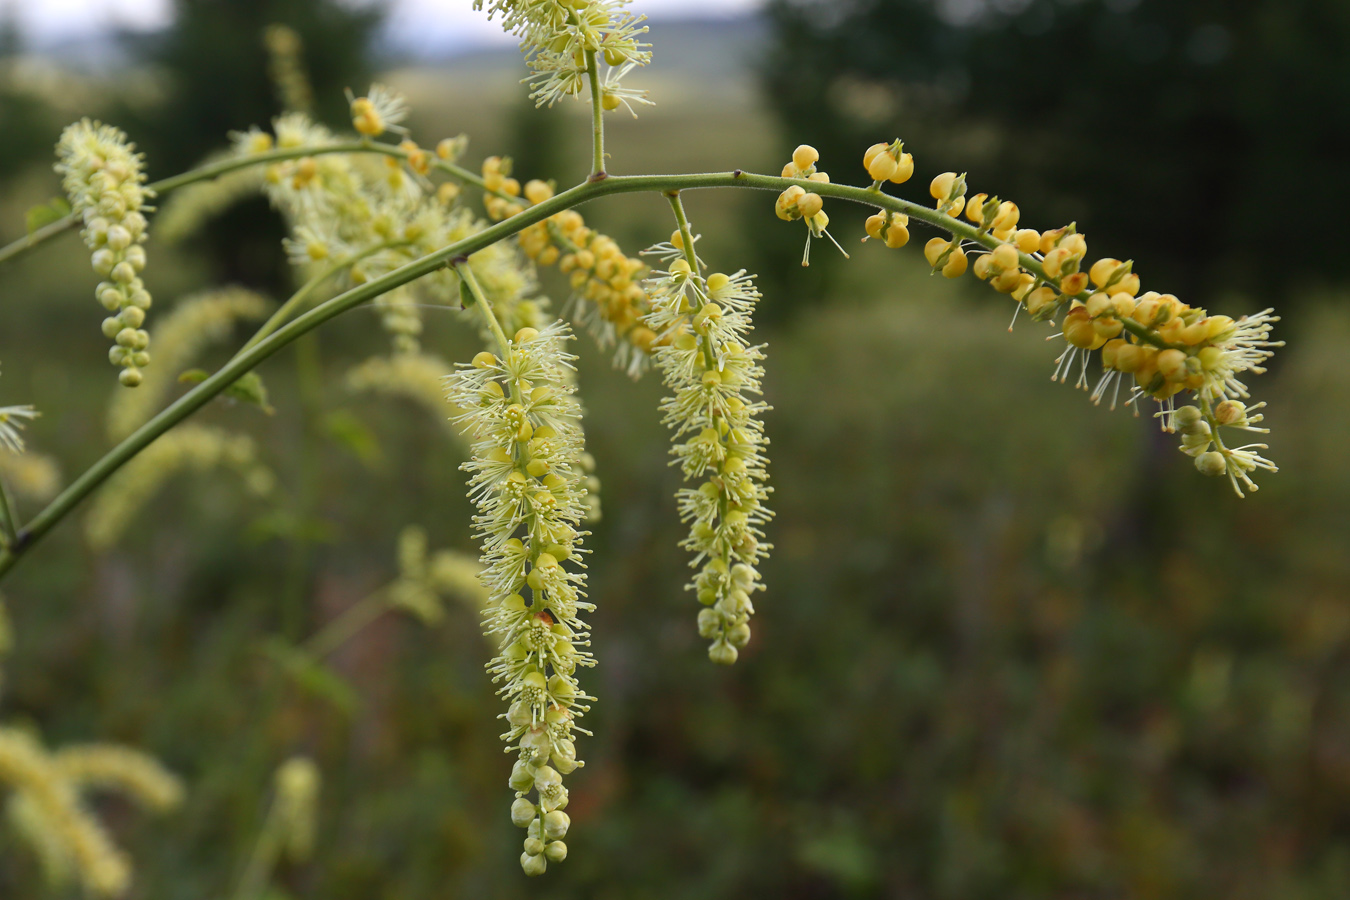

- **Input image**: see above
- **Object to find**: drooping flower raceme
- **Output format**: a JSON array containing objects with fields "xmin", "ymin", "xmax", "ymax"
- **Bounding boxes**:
[
  {"xmin": 55, "ymin": 119, "xmax": 154, "ymax": 388},
  {"xmin": 643, "ymin": 231, "xmax": 772, "ymax": 665},
  {"xmin": 445, "ymin": 321, "xmax": 593, "ymax": 875}
]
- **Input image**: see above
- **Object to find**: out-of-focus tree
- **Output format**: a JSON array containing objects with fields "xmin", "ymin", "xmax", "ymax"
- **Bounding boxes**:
[{"xmin": 763, "ymin": 0, "xmax": 1350, "ymax": 310}]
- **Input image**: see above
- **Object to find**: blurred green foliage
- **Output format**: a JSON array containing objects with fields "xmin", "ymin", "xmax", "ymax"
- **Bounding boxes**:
[{"xmin": 0, "ymin": 3, "xmax": 1349, "ymax": 899}]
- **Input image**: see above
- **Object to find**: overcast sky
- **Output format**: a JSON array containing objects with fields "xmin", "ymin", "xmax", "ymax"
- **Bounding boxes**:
[{"xmin": 1, "ymin": 0, "xmax": 765, "ymax": 50}]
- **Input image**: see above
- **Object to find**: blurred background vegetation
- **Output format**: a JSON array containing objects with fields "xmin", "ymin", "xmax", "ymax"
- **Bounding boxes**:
[{"xmin": 1, "ymin": 0, "xmax": 1349, "ymax": 896}]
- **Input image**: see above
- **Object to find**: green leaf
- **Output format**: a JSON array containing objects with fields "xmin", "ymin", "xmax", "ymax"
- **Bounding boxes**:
[
  {"xmin": 324, "ymin": 409, "xmax": 384, "ymax": 468},
  {"xmin": 25, "ymin": 197, "xmax": 71, "ymax": 235},
  {"xmin": 459, "ymin": 277, "xmax": 476, "ymax": 309},
  {"xmin": 179, "ymin": 369, "xmax": 275, "ymax": 414},
  {"xmin": 257, "ymin": 637, "xmax": 359, "ymax": 715}
]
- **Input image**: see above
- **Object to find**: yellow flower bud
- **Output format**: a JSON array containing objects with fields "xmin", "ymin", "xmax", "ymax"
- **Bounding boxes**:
[
  {"xmin": 884, "ymin": 223, "xmax": 910, "ymax": 248},
  {"xmin": 792, "ymin": 144, "xmax": 819, "ymax": 171},
  {"xmin": 1014, "ymin": 229, "xmax": 1040, "ymax": 253},
  {"xmin": 796, "ymin": 192, "xmax": 823, "ymax": 219},
  {"xmin": 942, "ymin": 248, "xmax": 968, "ymax": 278},
  {"xmin": 862, "ymin": 142, "xmax": 889, "ymax": 170},
  {"xmin": 930, "ymin": 172, "xmax": 957, "ymax": 200},
  {"xmin": 889, "ymin": 153, "xmax": 914, "ymax": 183},
  {"xmin": 867, "ymin": 152, "xmax": 898, "ymax": 182},
  {"xmin": 865, "ymin": 214, "xmax": 886, "ymax": 240},
  {"xmin": 524, "ymin": 180, "xmax": 554, "ymax": 204}
]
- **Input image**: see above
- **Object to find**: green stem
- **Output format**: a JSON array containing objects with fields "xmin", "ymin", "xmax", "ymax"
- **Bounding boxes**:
[
  {"xmin": 0, "ymin": 167, "xmax": 1106, "ymax": 580},
  {"xmin": 0, "ymin": 476, "xmax": 18, "ymax": 548},
  {"xmin": 301, "ymin": 587, "xmax": 390, "ymax": 659},
  {"xmin": 666, "ymin": 193, "xmax": 717, "ymax": 371},
  {"xmin": 0, "ymin": 215, "xmax": 79, "ymax": 267},
  {"xmin": 0, "ymin": 141, "xmax": 489, "ymax": 268},
  {"xmin": 456, "ymin": 260, "xmax": 512, "ymax": 358},
  {"xmin": 239, "ymin": 241, "xmax": 404, "ymax": 354},
  {"xmin": 586, "ymin": 49, "xmax": 606, "ymax": 178}
]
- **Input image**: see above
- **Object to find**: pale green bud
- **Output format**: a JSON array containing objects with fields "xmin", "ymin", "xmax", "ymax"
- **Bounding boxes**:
[
  {"xmin": 523, "ymin": 836, "xmax": 545, "ymax": 856},
  {"xmin": 125, "ymin": 245, "xmax": 146, "ymax": 271},
  {"xmin": 708, "ymin": 640, "xmax": 738, "ymax": 665},
  {"xmin": 102, "ymin": 317, "xmax": 123, "ymax": 339},
  {"xmin": 510, "ymin": 759, "xmax": 536, "ymax": 792},
  {"xmin": 510, "ymin": 797, "xmax": 537, "ymax": 828},
  {"xmin": 119, "ymin": 367, "xmax": 143, "ymax": 388},
  {"xmin": 132, "ymin": 351, "xmax": 150, "ymax": 367},
  {"xmin": 118, "ymin": 305, "xmax": 145, "ymax": 328},
  {"xmin": 520, "ymin": 851, "xmax": 547, "ymax": 876},
  {"xmin": 727, "ymin": 623, "xmax": 751, "ymax": 648},
  {"xmin": 697, "ymin": 608, "xmax": 721, "ymax": 639},
  {"xmin": 97, "ymin": 283, "xmax": 122, "ymax": 310},
  {"xmin": 91, "ymin": 249, "xmax": 116, "ymax": 275},
  {"xmin": 1195, "ymin": 451, "xmax": 1226, "ymax": 477},
  {"xmin": 544, "ymin": 840, "xmax": 568, "ymax": 862},
  {"xmin": 543, "ymin": 810, "xmax": 570, "ymax": 840}
]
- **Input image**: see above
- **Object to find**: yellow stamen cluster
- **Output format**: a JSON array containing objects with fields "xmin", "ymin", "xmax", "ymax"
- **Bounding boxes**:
[
  {"xmin": 55, "ymin": 119, "xmax": 154, "ymax": 388},
  {"xmin": 348, "ymin": 84, "xmax": 408, "ymax": 138},
  {"xmin": 848, "ymin": 139, "xmax": 1282, "ymax": 496},
  {"xmin": 775, "ymin": 144, "xmax": 830, "ymax": 229},
  {"xmin": 509, "ymin": 174, "xmax": 656, "ymax": 371}
]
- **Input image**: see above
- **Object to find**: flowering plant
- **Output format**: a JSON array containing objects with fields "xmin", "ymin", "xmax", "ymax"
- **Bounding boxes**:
[{"xmin": 0, "ymin": 1, "xmax": 1282, "ymax": 887}]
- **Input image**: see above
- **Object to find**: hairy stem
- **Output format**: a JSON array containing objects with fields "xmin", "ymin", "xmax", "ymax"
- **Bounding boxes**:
[
  {"xmin": 0, "ymin": 167, "xmax": 1104, "ymax": 580},
  {"xmin": 586, "ymin": 49, "xmax": 606, "ymax": 178}
]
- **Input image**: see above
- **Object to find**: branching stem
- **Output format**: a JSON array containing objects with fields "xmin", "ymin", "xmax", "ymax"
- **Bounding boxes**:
[{"xmin": 0, "ymin": 167, "xmax": 1116, "ymax": 581}]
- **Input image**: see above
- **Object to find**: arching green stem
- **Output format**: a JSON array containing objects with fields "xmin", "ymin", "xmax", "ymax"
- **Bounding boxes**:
[{"xmin": 0, "ymin": 167, "xmax": 1110, "ymax": 580}]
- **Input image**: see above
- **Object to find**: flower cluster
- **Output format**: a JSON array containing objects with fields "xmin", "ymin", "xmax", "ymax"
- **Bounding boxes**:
[
  {"xmin": 0, "ymin": 727, "xmax": 182, "ymax": 897},
  {"xmin": 444, "ymin": 321, "xmax": 593, "ymax": 875},
  {"xmin": 495, "ymin": 166, "xmax": 657, "ymax": 374},
  {"xmin": 774, "ymin": 145, "xmax": 849, "ymax": 266},
  {"xmin": 845, "ymin": 140, "xmax": 1282, "ymax": 495},
  {"xmin": 473, "ymin": 0, "xmax": 651, "ymax": 109},
  {"xmin": 272, "ymin": 757, "xmax": 320, "ymax": 863},
  {"xmin": 223, "ymin": 98, "xmax": 536, "ymax": 357},
  {"xmin": 55, "ymin": 120, "xmax": 154, "ymax": 387},
  {"xmin": 106, "ymin": 287, "xmax": 270, "ymax": 440},
  {"xmin": 643, "ymin": 235, "xmax": 772, "ymax": 664}
]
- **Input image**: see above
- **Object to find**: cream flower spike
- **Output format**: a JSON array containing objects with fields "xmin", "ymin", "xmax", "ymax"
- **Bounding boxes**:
[
  {"xmin": 445, "ymin": 318, "xmax": 594, "ymax": 875},
  {"xmin": 55, "ymin": 119, "xmax": 154, "ymax": 387}
]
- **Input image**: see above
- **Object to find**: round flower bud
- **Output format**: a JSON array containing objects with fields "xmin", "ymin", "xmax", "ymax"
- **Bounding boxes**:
[
  {"xmin": 543, "ymin": 810, "xmax": 571, "ymax": 840},
  {"xmin": 511, "ymin": 798, "xmax": 537, "ymax": 828},
  {"xmin": 792, "ymin": 144, "xmax": 819, "ymax": 171},
  {"xmin": 889, "ymin": 152, "xmax": 914, "ymax": 183},
  {"xmin": 884, "ymin": 223, "xmax": 910, "ymax": 249},
  {"xmin": 119, "ymin": 305, "xmax": 145, "ymax": 328},
  {"xmin": 101, "ymin": 317, "xmax": 123, "ymax": 339},
  {"xmin": 91, "ymin": 249, "xmax": 116, "ymax": 276},
  {"xmin": 520, "ymin": 851, "xmax": 547, "ymax": 876},
  {"xmin": 1171, "ymin": 405, "xmax": 1204, "ymax": 433},
  {"xmin": 796, "ymin": 192, "xmax": 823, "ymax": 219},
  {"xmin": 1195, "ymin": 450, "xmax": 1227, "ymax": 477},
  {"xmin": 862, "ymin": 142, "xmax": 889, "ymax": 170},
  {"xmin": 697, "ymin": 607, "xmax": 721, "ymax": 639},
  {"xmin": 708, "ymin": 640, "xmax": 738, "ymax": 665},
  {"xmin": 510, "ymin": 760, "xmax": 535, "ymax": 792},
  {"xmin": 866, "ymin": 152, "xmax": 898, "ymax": 182},
  {"xmin": 119, "ymin": 367, "xmax": 143, "ymax": 388},
  {"xmin": 930, "ymin": 172, "xmax": 957, "ymax": 201},
  {"xmin": 865, "ymin": 214, "xmax": 886, "ymax": 240},
  {"xmin": 1214, "ymin": 399, "xmax": 1246, "ymax": 426},
  {"xmin": 727, "ymin": 623, "xmax": 752, "ymax": 648},
  {"xmin": 545, "ymin": 840, "xmax": 568, "ymax": 863}
]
